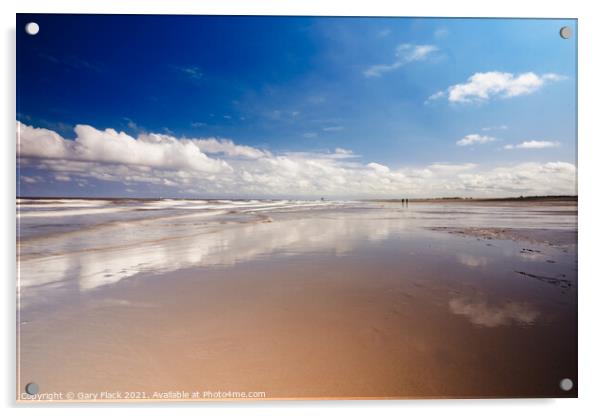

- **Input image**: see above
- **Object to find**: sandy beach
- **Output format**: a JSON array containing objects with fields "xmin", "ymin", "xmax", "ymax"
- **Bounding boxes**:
[{"xmin": 17, "ymin": 198, "xmax": 577, "ymax": 400}]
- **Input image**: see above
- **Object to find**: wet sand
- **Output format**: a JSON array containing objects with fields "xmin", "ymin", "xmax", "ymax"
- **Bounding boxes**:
[{"xmin": 17, "ymin": 199, "xmax": 577, "ymax": 400}]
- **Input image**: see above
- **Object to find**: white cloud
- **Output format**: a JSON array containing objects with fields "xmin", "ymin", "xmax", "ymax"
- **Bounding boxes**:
[
  {"xmin": 377, "ymin": 29, "xmax": 392, "ymax": 38},
  {"xmin": 482, "ymin": 125, "xmax": 508, "ymax": 132},
  {"xmin": 282, "ymin": 148, "xmax": 358, "ymax": 161},
  {"xmin": 173, "ymin": 65, "xmax": 203, "ymax": 80},
  {"xmin": 21, "ymin": 175, "xmax": 42, "ymax": 184},
  {"xmin": 430, "ymin": 71, "xmax": 565, "ymax": 103},
  {"xmin": 124, "ymin": 118, "xmax": 140, "ymax": 131},
  {"xmin": 184, "ymin": 137, "xmax": 269, "ymax": 159},
  {"xmin": 323, "ymin": 126, "xmax": 344, "ymax": 132},
  {"xmin": 427, "ymin": 91, "xmax": 445, "ymax": 102},
  {"xmin": 504, "ymin": 140, "xmax": 561, "ymax": 150},
  {"xmin": 334, "ymin": 148, "xmax": 354, "ymax": 157},
  {"xmin": 54, "ymin": 174, "xmax": 71, "ymax": 182},
  {"xmin": 17, "ymin": 122, "xmax": 231, "ymax": 173},
  {"xmin": 456, "ymin": 134, "xmax": 496, "ymax": 146},
  {"xmin": 397, "ymin": 44, "xmax": 437, "ymax": 61},
  {"xmin": 428, "ymin": 163, "xmax": 477, "ymax": 173},
  {"xmin": 17, "ymin": 122, "xmax": 576, "ymax": 198},
  {"xmin": 364, "ymin": 43, "xmax": 438, "ymax": 78},
  {"xmin": 307, "ymin": 95, "xmax": 326, "ymax": 104},
  {"xmin": 367, "ymin": 162, "xmax": 390, "ymax": 174},
  {"xmin": 434, "ymin": 28, "xmax": 449, "ymax": 39},
  {"xmin": 456, "ymin": 162, "xmax": 576, "ymax": 195}
]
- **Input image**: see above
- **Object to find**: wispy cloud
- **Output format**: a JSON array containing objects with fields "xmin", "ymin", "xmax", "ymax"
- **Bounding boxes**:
[
  {"xmin": 39, "ymin": 53, "xmax": 103, "ymax": 72},
  {"xmin": 333, "ymin": 148, "xmax": 355, "ymax": 158},
  {"xmin": 172, "ymin": 65, "xmax": 203, "ymax": 80},
  {"xmin": 30, "ymin": 119, "xmax": 74, "ymax": 135},
  {"xmin": 429, "ymin": 71, "xmax": 566, "ymax": 103},
  {"xmin": 434, "ymin": 27, "xmax": 449, "ymax": 39},
  {"xmin": 123, "ymin": 117, "xmax": 143, "ymax": 133},
  {"xmin": 21, "ymin": 175, "xmax": 43, "ymax": 184},
  {"xmin": 307, "ymin": 95, "xmax": 326, "ymax": 104},
  {"xmin": 456, "ymin": 134, "xmax": 496, "ymax": 146},
  {"xmin": 364, "ymin": 43, "xmax": 438, "ymax": 78},
  {"xmin": 377, "ymin": 28, "xmax": 392, "ymax": 38},
  {"xmin": 482, "ymin": 125, "xmax": 508, "ymax": 132},
  {"xmin": 504, "ymin": 140, "xmax": 560, "ymax": 150},
  {"xmin": 322, "ymin": 126, "xmax": 344, "ymax": 132}
]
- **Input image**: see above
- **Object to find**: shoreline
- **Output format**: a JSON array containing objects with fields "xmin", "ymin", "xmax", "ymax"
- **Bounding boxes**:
[
  {"xmin": 17, "ymin": 195, "xmax": 578, "ymax": 203},
  {"xmin": 374, "ymin": 195, "xmax": 577, "ymax": 203}
]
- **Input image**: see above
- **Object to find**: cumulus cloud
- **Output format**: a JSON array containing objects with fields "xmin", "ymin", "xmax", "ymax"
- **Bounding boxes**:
[
  {"xmin": 456, "ymin": 162, "xmax": 576, "ymax": 195},
  {"xmin": 428, "ymin": 163, "xmax": 477, "ymax": 173},
  {"xmin": 184, "ymin": 137, "xmax": 269, "ymax": 159},
  {"xmin": 456, "ymin": 134, "xmax": 496, "ymax": 146},
  {"xmin": 367, "ymin": 162, "xmax": 390, "ymax": 174},
  {"xmin": 17, "ymin": 122, "xmax": 230, "ymax": 173},
  {"xmin": 504, "ymin": 140, "xmax": 561, "ymax": 150},
  {"xmin": 17, "ymin": 122, "xmax": 576, "ymax": 198},
  {"xmin": 429, "ymin": 71, "xmax": 565, "ymax": 103},
  {"xmin": 364, "ymin": 43, "xmax": 438, "ymax": 78}
]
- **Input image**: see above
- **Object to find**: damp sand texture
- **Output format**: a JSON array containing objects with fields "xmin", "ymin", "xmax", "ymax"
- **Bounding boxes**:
[{"xmin": 17, "ymin": 198, "xmax": 577, "ymax": 400}]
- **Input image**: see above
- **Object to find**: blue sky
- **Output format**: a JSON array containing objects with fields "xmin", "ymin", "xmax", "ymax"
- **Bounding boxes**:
[{"xmin": 16, "ymin": 14, "xmax": 577, "ymax": 198}]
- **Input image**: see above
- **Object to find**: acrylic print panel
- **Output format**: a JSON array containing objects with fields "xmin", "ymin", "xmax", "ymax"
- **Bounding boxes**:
[{"xmin": 16, "ymin": 14, "xmax": 577, "ymax": 401}]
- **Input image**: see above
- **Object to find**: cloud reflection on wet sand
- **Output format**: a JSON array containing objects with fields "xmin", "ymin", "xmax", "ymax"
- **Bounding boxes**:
[{"xmin": 449, "ymin": 296, "xmax": 540, "ymax": 327}]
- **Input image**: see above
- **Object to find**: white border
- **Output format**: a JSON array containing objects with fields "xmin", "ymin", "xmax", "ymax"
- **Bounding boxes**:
[
  {"xmin": 3, "ymin": 1, "xmax": 601, "ymax": 415},
  {"xmin": 4, "ymin": 0, "xmax": 585, "ymax": 17}
]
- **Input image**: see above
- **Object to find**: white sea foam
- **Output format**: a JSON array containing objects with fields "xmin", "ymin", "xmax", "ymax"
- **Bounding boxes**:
[{"xmin": 17, "ymin": 206, "xmax": 133, "ymax": 218}]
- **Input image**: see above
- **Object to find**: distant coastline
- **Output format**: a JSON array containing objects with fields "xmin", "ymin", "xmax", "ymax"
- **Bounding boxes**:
[
  {"xmin": 16, "ymin": 195, "xmax": 578, "ymax": 203},
  {"xmin": 373, "ymin": 195, "xmax": 578, "ymax": 203}
]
